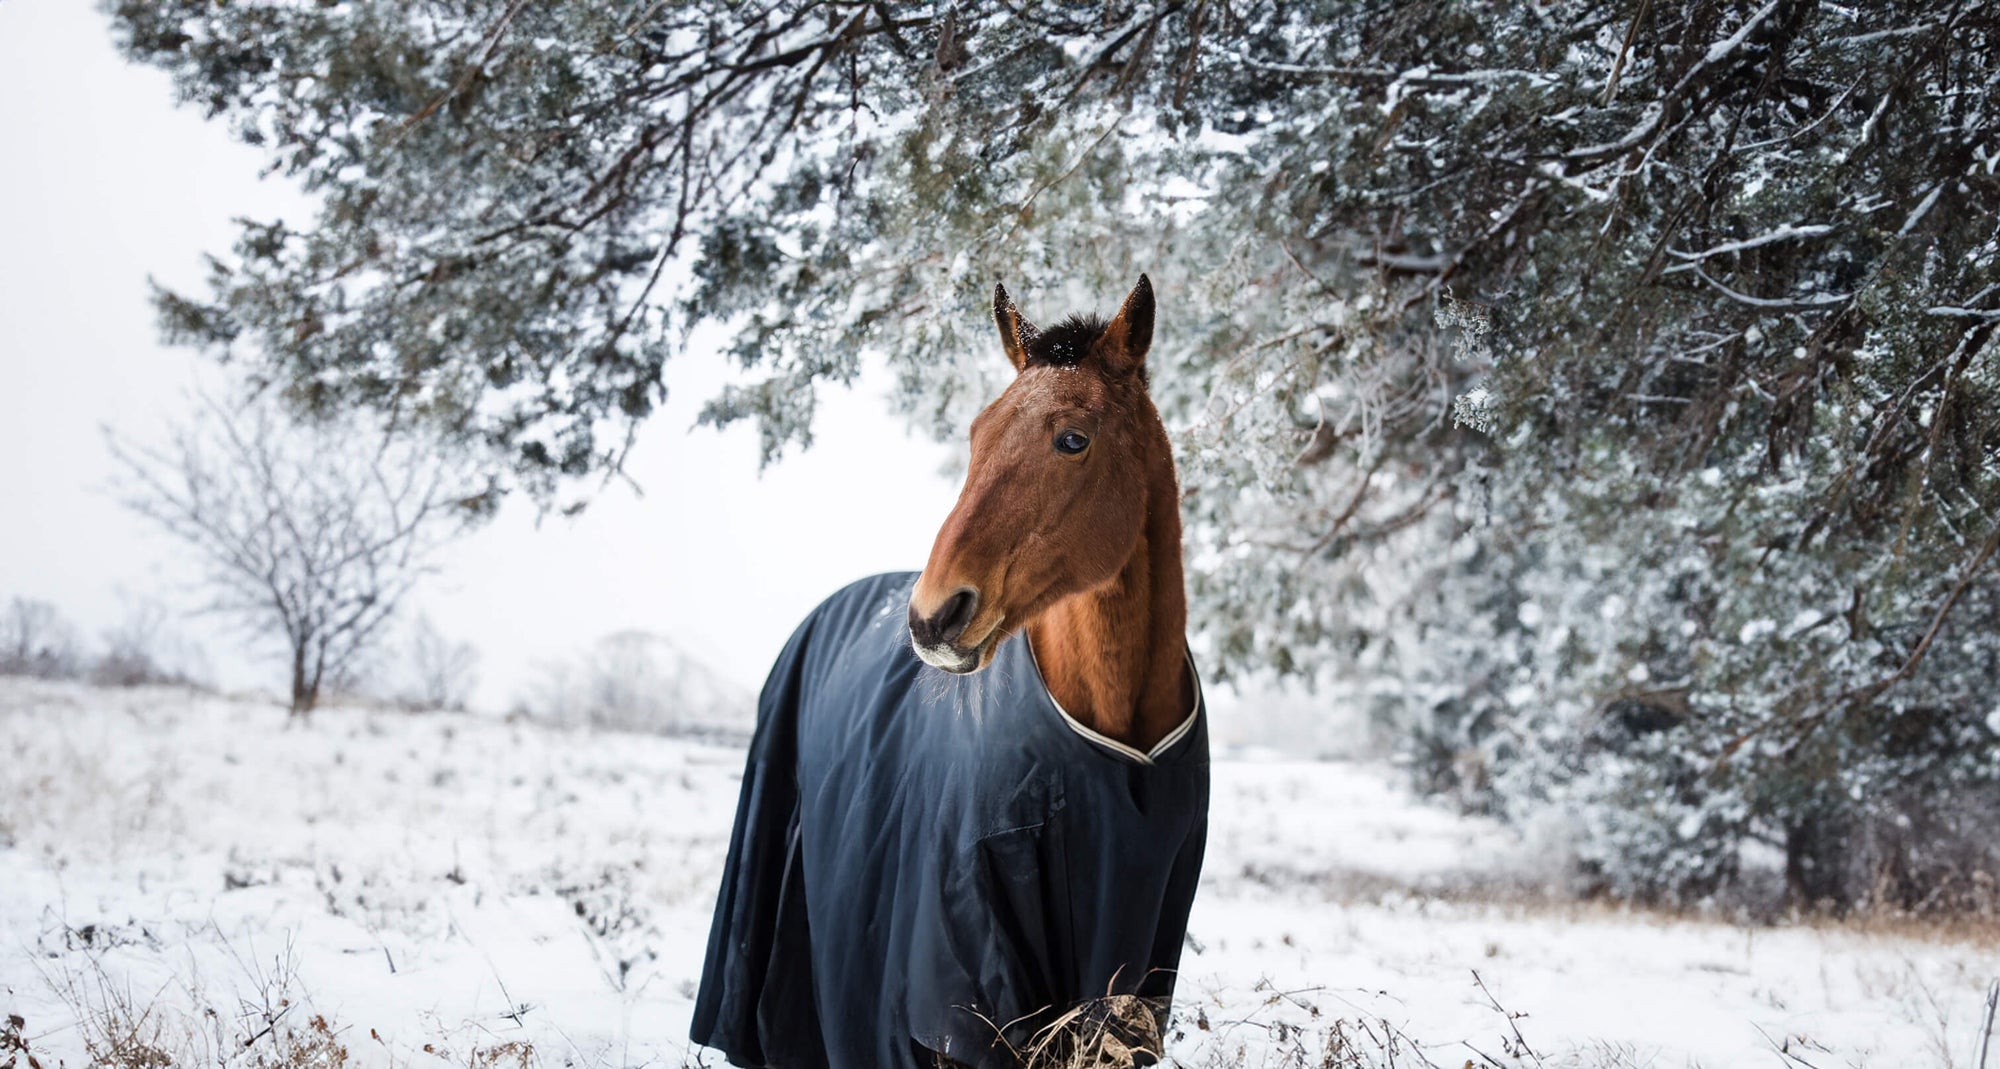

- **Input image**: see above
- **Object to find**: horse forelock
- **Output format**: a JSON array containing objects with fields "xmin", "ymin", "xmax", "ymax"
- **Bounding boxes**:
[{"xmin": 1024, "ymin": 314, "xmax": 1108, "ymax": 369}]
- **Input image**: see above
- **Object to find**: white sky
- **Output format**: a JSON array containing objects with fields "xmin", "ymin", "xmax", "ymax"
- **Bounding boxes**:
[{"xmin": 0, "ymin": 3, "xmax": 965, "ymax": 708}]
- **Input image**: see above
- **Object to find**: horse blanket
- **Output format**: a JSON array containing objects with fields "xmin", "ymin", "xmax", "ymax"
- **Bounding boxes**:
[{"xmin": 692, "ymin": 572, "xmax": 1209, "ymax": 1069}]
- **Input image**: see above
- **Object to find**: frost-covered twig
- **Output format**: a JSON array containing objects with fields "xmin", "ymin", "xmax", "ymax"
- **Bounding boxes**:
[
  {"xmin": 1685, "ymin": 263, "xmax": 1851, "ymax": 310},
  {"xmin": 1664, "ymin": 225, "xmax": 1836, "ymax": 269},
  {"xmin": 1469, "ymin": 971, "xmax": 1545, "ymax": 1069},
  {"xmin": 1975, "ymin": 979, "xmax": 1998, "ymax": 1069}
]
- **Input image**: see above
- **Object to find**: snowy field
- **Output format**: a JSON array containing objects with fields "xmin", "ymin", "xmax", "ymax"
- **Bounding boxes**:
[{"xmin": 2, "ymin": 678, "xmax": 1996, "ymax": 1068}]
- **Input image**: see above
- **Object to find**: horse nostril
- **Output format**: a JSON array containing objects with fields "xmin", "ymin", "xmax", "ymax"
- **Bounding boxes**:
[
  {"xmin": 910, "ymin": 588, "xmax": 980, "ymax": 648},
  {"xmin": 936, "ymin": 589, "xmax": 978, "ymax": 645}
]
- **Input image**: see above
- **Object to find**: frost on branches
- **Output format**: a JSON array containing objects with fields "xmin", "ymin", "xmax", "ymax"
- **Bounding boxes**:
[{"xmin": 116, "ymin": 1, "xmax": 2000, "ymax": 910}]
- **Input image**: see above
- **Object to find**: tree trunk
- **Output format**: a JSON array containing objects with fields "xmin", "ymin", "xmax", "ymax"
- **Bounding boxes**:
[
  {"xmin": 1784, "ymin": 812, "xmax": 1851, "ymax": 913},
  {"xmin": 289, "ymin": 642, "xmax": 316, "ymax": 718}
]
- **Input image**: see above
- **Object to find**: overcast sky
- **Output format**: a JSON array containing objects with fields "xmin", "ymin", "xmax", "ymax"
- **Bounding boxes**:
[{"xmin": 0, "ymin": 3, "xmax": 967, "ymax": 708}]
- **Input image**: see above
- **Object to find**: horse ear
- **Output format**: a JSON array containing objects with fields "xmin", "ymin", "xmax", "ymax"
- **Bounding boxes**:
[
  {"xmin": 993, "ymin": 282, "xmax": 1040, "ymax": 372},
  {"xmin": 1093, "ymin": 274, "xmax": 1154, "ymax": 376}
]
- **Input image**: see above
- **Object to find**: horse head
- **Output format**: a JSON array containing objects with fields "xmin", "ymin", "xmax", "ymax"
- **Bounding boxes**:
[{"xmin": 908, "ymin": 276, "xmax": 1168, "ymax": 676}]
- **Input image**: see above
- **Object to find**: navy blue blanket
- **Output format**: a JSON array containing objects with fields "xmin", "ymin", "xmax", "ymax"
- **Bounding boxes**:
[{"xmin": 692, "ymin": 572, "xmax": 1209, "ymax": 1068}]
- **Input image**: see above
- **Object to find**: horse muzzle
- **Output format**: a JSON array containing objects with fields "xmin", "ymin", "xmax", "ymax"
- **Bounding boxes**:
[
  {"xmin": 908, "ymin": 586, "xmax": 1003, "ymax": 674},
  {"xmin": 910, "ymin": 631, "xmax": 1001, "ymax": 674}
]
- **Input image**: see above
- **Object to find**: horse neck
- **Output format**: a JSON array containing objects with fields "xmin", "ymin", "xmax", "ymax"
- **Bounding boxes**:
[{"xmin": 1030, "ymin": 443, "xmax": 1188, "ymax": 752}]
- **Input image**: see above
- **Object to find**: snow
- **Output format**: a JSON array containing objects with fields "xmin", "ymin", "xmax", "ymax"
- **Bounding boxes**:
[
  {"xmin": 3, "ymin": 678, "xmax": 1995, "ymax": 1068},
  {"xmin": 1738, "ymin": 618, "xmax": 1778, "ymax": 644}
]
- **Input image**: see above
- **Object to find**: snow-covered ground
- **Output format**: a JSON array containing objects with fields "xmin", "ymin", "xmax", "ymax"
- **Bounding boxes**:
[{"xmin": 2, "ymin": 679, "xmax": 1995, "ymax": 1068}]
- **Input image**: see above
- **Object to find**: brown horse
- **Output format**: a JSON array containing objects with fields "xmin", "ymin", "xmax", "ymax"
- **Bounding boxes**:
[
  {"xmin": 908, "ymin": 274, "xmax": 1192, "ymax": 752},
  {"xmin": 694, "ymin": 276, "xmax": 1206, "ymax": 1069}
]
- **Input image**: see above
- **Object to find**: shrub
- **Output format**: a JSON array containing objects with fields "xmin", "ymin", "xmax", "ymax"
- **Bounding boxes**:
[
  {"xmin": 521, "ymin": 631, "xmax": 748, "ymax": 739},
  {"xmin": 0, "ymin": 597, "xmax": 82, "ymax": 680}
]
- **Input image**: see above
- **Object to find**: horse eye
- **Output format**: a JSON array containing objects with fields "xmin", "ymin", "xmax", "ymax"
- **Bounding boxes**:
[{"xmin": 1054, "ymin": 430, "xmax": 1090, "ymax": 455}]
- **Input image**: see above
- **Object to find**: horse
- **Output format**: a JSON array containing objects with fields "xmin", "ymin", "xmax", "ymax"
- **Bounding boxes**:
[{"xmin": 692, "ymin": 276, "xmax": 1208, "ymax": 1069}]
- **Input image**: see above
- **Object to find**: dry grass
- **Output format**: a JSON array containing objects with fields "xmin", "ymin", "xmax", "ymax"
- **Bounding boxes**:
[
  {"xmin": 32, "ymin": 936, "xmax": 357, "ymax": 1069},
  {"xmin": 1239, "ymin": 854, "xmax": 2000, "ymax": 950},
  {"xmin": 1796, "ymin": 907, "xmax": 2000, "ymax": 950},
  {"xmin": 2, "ymin": 1014, "xmax": 46, "ymax": 1069},
  {"xmin": 1020, "ymin": 992, "xmax": 1165, "ymax": 1069},
  {"xmin": 984, "ymin": 974, "xmax": 1665, "ymax": 1069},
  {"xmin": 16, "ymin": 936, "xmax": 661, "ymax": 1069},
  {"xmin": 15, "ymin": 949, "xmax": 1998, "ymax": 1069},
  {"xmin": 4, "ymin": 1002, "xmax": 550, "ymax": 1069}
]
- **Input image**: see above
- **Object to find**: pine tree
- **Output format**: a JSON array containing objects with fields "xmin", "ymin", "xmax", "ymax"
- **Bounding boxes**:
[{"xmin": 115, "ymin": 0, "xmax": 2000, "ymax": 909}]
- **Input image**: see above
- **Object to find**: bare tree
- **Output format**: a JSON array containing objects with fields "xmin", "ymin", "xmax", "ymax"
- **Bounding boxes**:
[
  {"xmin": 397, "ymin": 613, "xmax": 481, "ymax": 712},
  {"xmin": 109, "ymin": 397, "xmax": 487, "ymax": 716}
]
